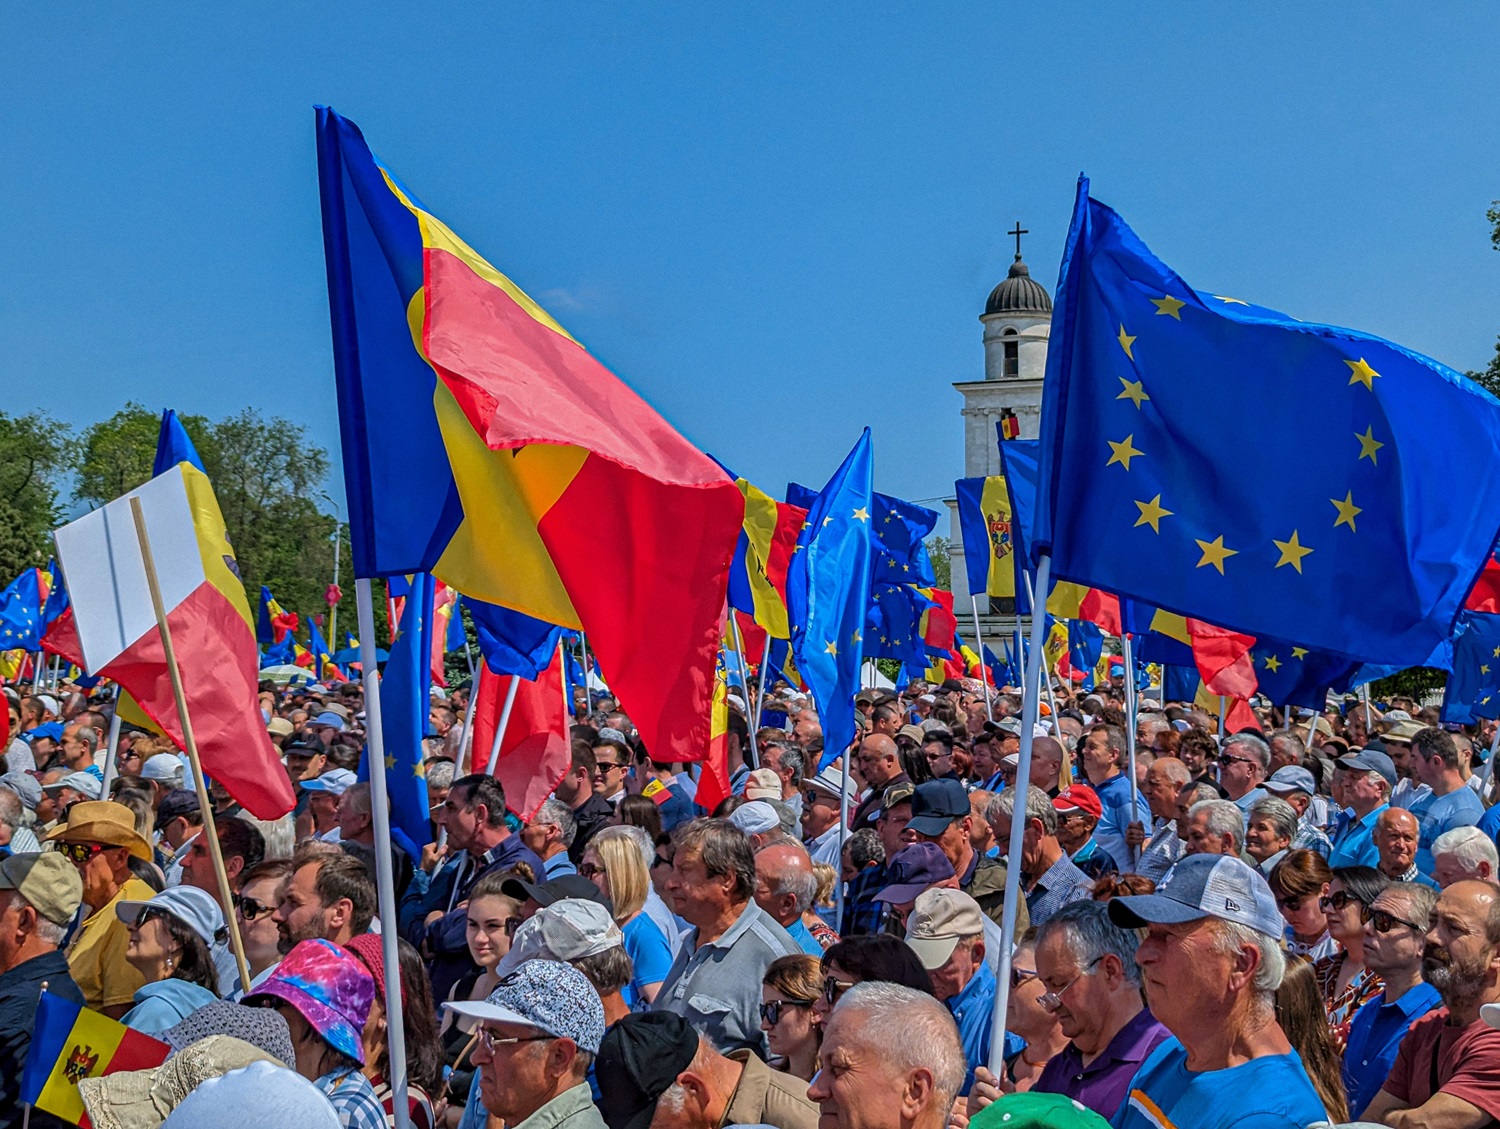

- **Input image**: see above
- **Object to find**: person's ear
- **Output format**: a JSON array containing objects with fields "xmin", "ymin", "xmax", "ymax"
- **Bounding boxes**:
[
  {"xmin": 676, "ymin": 1069, "xmax": 712, "ymax": 1113},
  {"xmin": 900, "ymin": 1066, "xmax": 935, "ymax": 1119}
]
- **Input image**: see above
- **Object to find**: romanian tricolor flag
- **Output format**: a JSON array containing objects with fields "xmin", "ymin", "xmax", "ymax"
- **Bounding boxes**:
[
  {"xmin": 21, "ymin": 991, "xmax": 170, "ymax": 1126},
  {"xmin": 257, "ymin": 585, "xmax": 300, "ymax": 645},
  {"xmin": 47, "ymin": 455, "xmax": 296, "ymax": 819},
  {"xmin": 694, "ymin": 648, "xmax": 733, "ymax": 812},
  {"xmin": 727, "ymin": 477, "xmax": 806, "ymax": 641},
  {"xmin": 317, "ymin": 108, "xmax": 743, "ymax": 764}
]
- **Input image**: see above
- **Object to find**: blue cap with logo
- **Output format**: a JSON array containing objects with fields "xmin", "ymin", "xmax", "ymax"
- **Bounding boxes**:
[{"xmin": 1107, "ymin": 853, "xmax": 1283, "ymax": 939}]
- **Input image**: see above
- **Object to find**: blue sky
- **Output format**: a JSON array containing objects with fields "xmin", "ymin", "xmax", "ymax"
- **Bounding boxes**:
[{"xmin": 5, "ymin": 7, "xmax": 1496, "ymax": 519}]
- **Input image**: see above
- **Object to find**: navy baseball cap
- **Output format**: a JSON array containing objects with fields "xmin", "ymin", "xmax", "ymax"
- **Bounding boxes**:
[
  {"xmin": 875, "ymin": 842, "xmax": 956, "ymax": 903},
  {"xmin": 1108, "ymin": 854, "xmax": 1283, "ymax": 938},
  {"xmin": 907, "ymin": 779, "xmax": 971, "ymax": 837}
]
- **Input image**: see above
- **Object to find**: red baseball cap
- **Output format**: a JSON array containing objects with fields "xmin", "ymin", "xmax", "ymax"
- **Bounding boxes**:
[{"xmin": 1053, "ymin": 784, "xmax": 1103, "ymax": 820}]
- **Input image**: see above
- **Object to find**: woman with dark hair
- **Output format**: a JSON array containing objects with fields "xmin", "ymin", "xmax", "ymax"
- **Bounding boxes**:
[
  {"xmin": 116, "ymin": 885, "xmax": 222, "ymax": 1032},
  {"xmin": 811, "ymin": 933, "xmax": 935, "ymax": 1025},
  {"xmin": 1269, "ymin": 849, "xmax": 1337, "ymax": 961},
  {"xmin": 616, "ymin": 792, "xmax": 663, "ymax": 840},
  {"xmin": 348, "ymin": 933, "xmax": 443, "ymax": 1129},
  {"xmin": 1275, "ymin": 955, "xmax": 1350, "ymax": 1123},
  {"xmin": 1315, "ymin": 864, "xmax": 1388, "ymax": 1047}
]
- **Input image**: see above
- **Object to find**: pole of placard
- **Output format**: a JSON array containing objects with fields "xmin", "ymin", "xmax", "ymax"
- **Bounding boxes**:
[
  {"xmin": 1121, "ymin": 632, "xmax": 1141, "ymax": 872},
  {"xmin": 127, "ymin": 499, "xmax": 252, "ymax": 993},
  {"xmin": 728, "ymin": 615, "xmax": 759, "ymax": 769},
  {"xmin": 1022, "ymin": 571, "xmax": 1066, "ymax": 790},
  {"xmin": 100, "ymin": 684, "xmax": 123, "ymax": 793},
  {"xmin": 988, "ymin": 554, "xmax": 1052, "ymax": 1074},
  {"xmin": 457, "ymin": 648, "xmax": 479, "ymax": 763},
  {"xmin": 970, "ymin": 594, "xmax": 994, "ymax": 722},
  {"xmin": 353, "ymin": 578, "xmax": 412, "ymax": 1129},
  {"xmin": 578, "ymin": 632, "xmax": 593, "ymax": 714},
  {"xmin": 1361, "ymin": 683, "xmax": 1373, "ymax": 733},
  {"xmin": 328, "ymin": 527, "xmax": 342, "ymax": 645},
  {"xmin": 32, "ymin": 653, "xmax": 43, "ymax": 692},
  {"xmin": 486, "ymin": 676, "xmax": 522, "ymax": 777}
]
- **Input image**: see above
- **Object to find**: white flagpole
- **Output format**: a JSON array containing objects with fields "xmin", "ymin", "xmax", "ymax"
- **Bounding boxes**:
[
  {"xmin": 1121, "ymin": 631, "xmax": 1141, "ymax": 872},
  {"xmin": 578, "ymin": 632, "xmax": 593, "ymax": 713},
  {"xmin": 1218, "ymin": 696, "xmax": 1228, "ymax": 740},
  {"xmin": 970, "ymin": 594, "xmax": 994, "ymax": 722},
  {"xmin": 753, "ymin": 648, "xmax": 772, "ymax": 734},
  {"xmin": 354, "ymin": 578, "xmax": 412, "ymax": 1129},
  {"xmin": 486, "ymin": 675, "xmax": 522, "ymax": 777},
  {"xmin": 989, "ymin": 554, "xmax": 1052, "ymax": 1073},
  {"xmin": 834, "ymin": 752, "xmax": 851, "ymax": 930},
  {"xmin": 728, "ymin": 615, "xmax": 759, "ymax": 769}
]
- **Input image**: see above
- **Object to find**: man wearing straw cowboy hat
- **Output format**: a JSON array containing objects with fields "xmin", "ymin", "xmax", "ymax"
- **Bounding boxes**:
[{"xmin": 47, "ymin": 799, "xmax": 155, "ymax": 1016}]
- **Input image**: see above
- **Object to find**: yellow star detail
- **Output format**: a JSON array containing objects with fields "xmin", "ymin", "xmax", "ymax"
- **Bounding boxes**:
[
  {"xmin": 1151, "ymin": 294, "xmax": 1185, "ymax": 319},
  {"xmin": 851, "ymin": 630, "xmax": 862, "ymax": 644},
  {"xmin": 1264, "ymin": 655, "xmax": 1282, "ymax": 673},
  {"xmin": 1273, "ymin": 530, "xmax": 1314, "ymax": 573},
  {"xmin": 851, "ymin": 507, "xmax": 870, "ymax": 522},
  {"xmin": 1484, "ymin": 665, "xmax": 1492, "ymax": 676},
  {"xmin": 413, "ymin": 763, "xmax": 426, "ymax": 777},
  {"xmin": 384, "ymin": 754, "xmax": 396, "ymax": 769},
  {"xmin": 1345, "ymin": 357, "xmax": 1380, "ymax": 390},
  {"xmin": 1117, "ymin": 378, "xmax": 1149, "ymax": 408},
  {"xmin": 824, "ymin": 641, "xmax": 838, "ymax": 657},
  {"xmin": 1492, "ymin": 646, "xmax": 1500, "ymax": 658},
  {"xmin": 1291, "ymin": 647, "xmax": 1308, "ymax": 660},
  {"xmin": 1330, "ymin": 491, "xmax": 1362, "ymax": 532},
  {"xmin": 1356, "ymin": 427, "xmax": 1384, "ymax": 464},
  {"xmin": 1195, "ymin": 536, "xmax": 1237, "ymax": 574},
  {"xmin": 822, "ymin": 516, "xmax": 833, "ymax": 527},
  {"xmin": 1106, "ymin": 434, "xmax": 1144, "ymax": 470},
  {"xmin": 1213, "ymin": 295, "xmax": 1249, "ymax": 305},
  {"xmin": 1117, "ymin": 325, "xmax": 1136, "ymax": 360},
  {"xmin": 1133, "ymin": 495, "xmax": 1172, "ymax": 533}
]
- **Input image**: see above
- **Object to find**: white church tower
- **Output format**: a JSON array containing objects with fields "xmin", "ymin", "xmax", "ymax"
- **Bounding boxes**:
[{"xmin": 947, "ymin": 224, "xmax": 1052, "ymax": 618}]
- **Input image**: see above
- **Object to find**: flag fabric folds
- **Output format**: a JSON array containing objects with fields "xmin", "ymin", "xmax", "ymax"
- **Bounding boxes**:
[
  {"xmin": 317, "ymin": 106, "xmax": 743, "ymax": 764},
  {"xmin": 22, "ymin": 990, "xmax": 170, "ymax": 1124},
  {"xmin": 151, "ymin": 409, "xmax": 206, "ymax": 477},
  {"xmin": 49, "ymin": 465, "xmax": 295, "ymax": 820},
  {"xmin": 256, "ymin": 585, "xmax": 299, "ymax": 646},
  {"xmin": 1033, "ymin": 176, "xmax": 1500, "ymax": 667},
  {"xmin": 786, "ymin": 429, "xmax": 875, "ymax": 769},
  {"xmin": 0, "ymin": 568, "xmax": 47, "ymax": 651},
  {"xmin": 304, "ymin": 620, "xmax": 344, "ymax": 683},
  {"xmin": 467, "ymin": 599, "xmax": 564, "ymax": 681},
  {"xmin": 1250, "ymin": 639, "xmax": 1360, "ymax": 710},
  {"xmin": 470, "ymin": 653, "xmax": 571, "ymax": 820},
  {"xmin": 954, "ymin": 476, "xmax": 1019, "ymax": 600},
  {"xmin": 1441, "ymin": 612, "xmax": 1500, "ymax": 724},
  {"xmin": 727, "ymin": 477, "xmax": 806, "ymax": 640},
  {"xmin": 996, "ymin": 439, "xmax": 1042, "ymax": 615},
  {"xmin": 371, "ymin": 571, "xmax": 435, "ymax": 848}
]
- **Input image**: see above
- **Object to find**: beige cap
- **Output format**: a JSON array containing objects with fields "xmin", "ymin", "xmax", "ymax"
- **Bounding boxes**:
[
  {"xmin": 897, "ymin": 724, "xmax": 927, "ymax": 745},
  {"xmin": 904, "ymin": 887, "xmax": 986, "ymax": 970},
  {"xmin": 0, "ymin": 852, "xmax": 84, "ymax": 925},
  {"xmin": 745, "ymin": 768, "xmax": 782, "ymax": 801},
  {"xmin": 1386, "ymin": 720, "xmax": 1424, "ymax": 742},
  {"xmin": 266, "ymin": 717, "xmax": 294, "ymax": 739}
]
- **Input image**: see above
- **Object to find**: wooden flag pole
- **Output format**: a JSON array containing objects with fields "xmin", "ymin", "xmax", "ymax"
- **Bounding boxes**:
[{"xmin": 127, "ymin": 498, "xmax": 251, "ymax": 993}]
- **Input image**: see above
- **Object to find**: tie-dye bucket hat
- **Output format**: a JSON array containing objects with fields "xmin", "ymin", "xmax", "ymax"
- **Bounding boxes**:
[{"xmin": 244, "ymin": 938, "xmax": 375, "ymax": 1063}]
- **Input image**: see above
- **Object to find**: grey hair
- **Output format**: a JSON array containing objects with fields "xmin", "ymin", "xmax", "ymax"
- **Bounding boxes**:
[
  {"xmin": 757, "ymin": 845, "xmax": 818, "ymax": 914},
  {"xmin": 1036, "ymin": 899, "xmax": 1143, "ymax": 987},
  {"xmin": 1222, "ymin": 732, "xmax": 1270, "ymax": 772},
  {"xmin": 1136, "ymin": 712, "xmax": 1170, "ymax": 741},
  {"xmin": 1266, "ymin": 729, "xmax": 1306, "ymax": 761},
  {"xmin": 1188, "ymin": 799, "xmax": 1245, "ymax": 855},
  {"xmin": 0, "ymin": 787, "xmax": 19, "ymax": 834},
  {"xmin": 675, "ymin": 818, "xmax": 758, "ymax": 900},
  {"xmin": 531, "ymin": 797, "xmax": 578, "ymax": 847},
  {"xmin": 1181, "ymin": 781, "xmax": 1220, "ymax": 808},
  {"xmin": 834, "ymin": 981, "xmax": 966, "ymax": 1113},
  {"xmin": 986, "ymin": 783, "xmax": 1058, "ymax": 837},
  {"xmin": 1432, "ymin": 826, "xmax": 1499, "ymax": 877},
  {"xmin": 241, "ymin": 813, "xmax": 296, "ymax": 862},
  {"xmin": 426, "ymin": 759, "xmax": 456, "ymax": 792},
  {"xmin": 847, "ymin": 827, "xmax": 884, "ymax": 870},
  {"xmin": 1382, "ymin": 881, "xmax": 1439, "ymax": 932},
  {"xmin": 1209, "ymin": 919, "xmax": 1284, "ymax": 996},
  {"xmin": 2, "ymin": 889, "xmax": 67, "ymax": 946},
  {"xmin": 1248, "ymin": 797, "xmax": 1298, "ymax": 845},
  {"xmin": 597, "ymin": 823, "xmax": 655, "ymax": 869},
  {"xmin": 72, "ymin": 727, "xmax": 100, "ymax": 754},
  {"xmin": 770, "ymin": 745, "xmax": 806, "ymax": 786}
]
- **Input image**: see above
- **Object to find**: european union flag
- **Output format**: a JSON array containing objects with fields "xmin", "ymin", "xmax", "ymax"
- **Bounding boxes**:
[
  {"xmin": 369, "ymin": 571, "xmax": 433, "ymax": 847},
  {"xmin": 1249, "ymin": 639, "xmax": 1359, "ymax": 710},
  {"xmin": 1033, "ymin": 177, "xmax": 1500, "ymax": 667},
  {"xmin": 1069, "ymin": 619, "xmax": 1104, "ymax": 687},
  {"xmin": 1165, "ymin": 665, "xmax": 1200, "ymax": 703},
  {"xmin": 0, "ymin": 570, "xmax": 45, "ymax": 651},
  {"xmin": 1441, "ymin": 612, "xmax": 1500, "ymax": 724},
  {"xmin": 865, "ymin": 583, "xmax": 940, "ymax": 671},
  {"xmin": 787, "ymin": 429, "xmax": 874, "ymax": 769},
  {"xmin": 152, "ymin": 409, "xmax": 207, "ymax": 476},
  {"xmin": 467, "ymin": 599, "xmax": 562, "ymax": 681}
]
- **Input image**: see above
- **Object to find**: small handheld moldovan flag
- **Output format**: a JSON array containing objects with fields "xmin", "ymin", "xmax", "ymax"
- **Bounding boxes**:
[{"xmin": 21, "ymin": 991, "xmax": 170, "ymax": 1125}]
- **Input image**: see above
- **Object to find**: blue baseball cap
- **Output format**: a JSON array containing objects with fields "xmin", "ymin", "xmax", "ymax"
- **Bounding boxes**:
[
  {"xmin": 875, "ymin": 842, "xmax": 956, "ymax": 904},
  {"xmin": 1108, "ymin": 854, "xmax": 1283, "ymax": 939}
]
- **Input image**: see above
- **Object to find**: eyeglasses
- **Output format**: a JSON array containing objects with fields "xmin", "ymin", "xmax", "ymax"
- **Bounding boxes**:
[
  {"xmin": 594, "ymin": 761, "xmax": 627, "ymax": 774},
  {"xmin": 235, "ymin": 894, "xmax": 276, "ymax": 922},
  {"xmin": 579, "ymin": 862, "xmax": 605, "ymax": 880},
  {"xmin": 1218, "ymin": 753, "xmax": 1258, "ymax": 767},
  {"xmin": 1319, "ymin": 890, "xmax": 1362, "ymax": 913},
  {"xmin": 1038, "ymin": 956, "xmax": 1104, "ymax": 1011},
  {"xmin": 760, "ymin": 998, "xmax": 814, "ymax": 1025},
  {"xmin": 1275, "ymin": 894, "xmax": 1305, "ymax": 912},
  {"xmin": 822, "ymin": 975, "xmax": 857, "ymax": 1005},
  {"xmin": 1010, "ymin": 966, "xmax": 1039, "ymax": 990},
  {"xmin": 477, "ymin": 1028, "xmax": 556, "ymax": 1052},
  {"xmin": 1361, "ymin": 905, "xmax": 1426, "ymax": 934},
  {"xmin": 58, "ymin": 842, "xmax": 107, "ymax": 865}
]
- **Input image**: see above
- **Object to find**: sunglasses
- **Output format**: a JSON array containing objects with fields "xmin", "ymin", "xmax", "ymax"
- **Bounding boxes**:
[
  {"xmin": 822, "ymin": 975, "xmax": 856, "ymax": 1005},
  {"xmin": 1319, "ymin": 890, "xmax": 1363, "ymax": 913},
  {"xmin": 594, "ymin": 761, "xmax": 627, "ymax": 773},
  {"xmin": 235, "ymin": 894, "xmax": 276, "ymax": 922},
  {"xmin": 58, "ymin": 842, "xmax": 107, "ymax": 865},
  {"xmin": 760, "ymin": 998, "xmax": 814, "ymax": 1025},
  {"xmin": 578, "ymin": 863, "xmax": 605, "ymax": 881},
  {"xmin": 1010, "ymin": 966, "xmax": 1039, "ymax": 990},
  {"xmin": 1361, "ymin": 905, "xmax": 1426, "ymax": 934},
  {"xmin": 1218, "ymin": 753, "xmax": 1257, "ymax": 767},
  {"xmin": 1275, "ymin": 894, "xmax": 1306, "ymax": 912}
]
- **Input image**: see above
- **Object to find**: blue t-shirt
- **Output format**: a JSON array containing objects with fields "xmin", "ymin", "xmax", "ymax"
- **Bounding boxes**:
[
  {"xmin": 1408, "ymin": 786, "xmax": 1484, "ymax": 874},
  {"xmin": 1327, "ymin": 804, "xmax": 1387, "ymax": 870},
  {"xmin": 1113, "ymin": 1037, "xmax": 1327, "ymax": 1129},
  {"xmin": 622, "ymin": 911, "xmax": 675, "ymax": 1009},
  {"xmin": 1477, "ymin": 800, "xmax": 1500, "ymax": 848},
  {"xmin": 785, "ymin": 918, "xmax": 825, "ymax": 957}
]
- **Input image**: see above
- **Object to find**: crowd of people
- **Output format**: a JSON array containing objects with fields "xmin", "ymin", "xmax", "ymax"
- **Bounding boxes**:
[{"xmin": 3, "ymin": 670, "xmax": 1500, "ymax": 1129}]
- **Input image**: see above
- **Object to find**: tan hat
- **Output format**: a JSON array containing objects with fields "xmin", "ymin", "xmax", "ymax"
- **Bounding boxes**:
[
  {"xmin": 78, "ymin": 1035, "xmax": 284, "ymax": 1129},
  {"xmin": 904, "ymin": 887, "xmax": 986, "ymax": 970},
  {"xmin": 0, "ymin": 852, "xmax": 83, "ymax": 925},
  {"xmin": 45, "ymin": 800, "xmax": 153, "ymax": 860},
  {"xmin": 1385, "ymin": 720, "xmax": 1424, "ymax": 743},
  {"xmin": 897, "ymin": 724, "xmax": 927, "ymax": 745},
  {"xmin": 266, "ymin": 717, "xmax": 294, "ymax": 739},
  {"xmin": 745, "ymin": 768, "xmax": 782, "ymax": 801}
]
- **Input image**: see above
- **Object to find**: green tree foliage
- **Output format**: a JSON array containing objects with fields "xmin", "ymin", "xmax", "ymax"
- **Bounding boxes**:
[
  {"xmin": 1369, "ymin": 666, "xmax": 1446, "ymax": 704},
  {"xmin": 0, "ymin": 412, "xmax": 72, "ymax": 580},
  {"xmin": 925, "ymin": 534, "xmax": 952, "ymax": 592},
  {"xmin": 1470, "ymin": 201, "xmax": 1500, "ymax": 399}
]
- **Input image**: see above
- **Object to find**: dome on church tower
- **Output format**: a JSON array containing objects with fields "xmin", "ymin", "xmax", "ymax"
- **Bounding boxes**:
[{"xmin": 984, "ymin": 258, "xmax": 1052, "ymax": 317}]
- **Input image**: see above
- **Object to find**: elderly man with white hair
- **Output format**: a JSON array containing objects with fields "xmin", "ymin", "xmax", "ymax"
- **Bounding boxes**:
[
  {"xmin": 808, "ymin": 981, "xmax": 966, "ymax": 1129},
  {"xmin": 1181, "ymin": 799, "xmax": 1245, "ymax": 858},
  {"xmin": 1430, "ymin": 825, "xmax": 1499, "ymax": 888},
  {"xmin": 1106, "ymin": 854, "xmax": 1327, "ymax": 1128}
]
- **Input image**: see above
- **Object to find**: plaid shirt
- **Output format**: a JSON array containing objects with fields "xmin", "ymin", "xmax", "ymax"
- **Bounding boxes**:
[
  {"xmin": 1025, "ymin": 851, "xmax": 1093, "ymax": 927},
  {"xmin": 842, "ymin": 863, "xmax": 887, "ymax": 936},
  {"xmin": 318, "ymin": 1068, "xmax": 388, "ymax": 1129},
  {"xmin": 1136, "ymin": 818, "xmax": 1184, "ymax": 884},
  {"xmin": 1293, "ymin": 818, "xmax": 1333, "ymax": 859}
]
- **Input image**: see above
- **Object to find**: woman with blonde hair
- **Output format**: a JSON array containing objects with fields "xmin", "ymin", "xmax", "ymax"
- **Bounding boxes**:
[
  {"xmin": 581, "ymin": 825, "xmax": 673, "ymax": 1006},
  {"xmin": 760, "ymin": 954, "xmax": 822, "ymax": 1081}
]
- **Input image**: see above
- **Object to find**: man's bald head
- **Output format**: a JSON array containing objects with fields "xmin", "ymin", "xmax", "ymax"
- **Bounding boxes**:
[
  {"xmin": 753, "ymin": 842, "xmax": 817, "ymax": 927},
  {"xmin": 1148, "ymin": 756, "xmax": 1192, "ymax": 788},
  {"xmin": 856, "ymin": 734, "xmax": 901, "ymax": 788},
  {"xmin": 1028, "ymin": 736, "xmax": 1065, "ymax": 789},
  {"xmin": 1378, "ymin": 807, "xmax": 1420, "ymax": 837}
]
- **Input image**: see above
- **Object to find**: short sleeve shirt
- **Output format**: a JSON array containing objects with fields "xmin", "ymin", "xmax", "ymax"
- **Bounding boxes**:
[
  {"xmin": 68, "ymin": 877, "xmax": 154, "ymax": 1010},
  {"xmin": 1408, "ymin": 788, "xmax": 1484, "ymax": 874},
  {"xmin": 1381, "ymin": 1006, "xmax": 1500, "ymax": 1122},
  {"xmin": 1112, "ymin": 1038, "xmax": 1327, "ymax": 1129}
]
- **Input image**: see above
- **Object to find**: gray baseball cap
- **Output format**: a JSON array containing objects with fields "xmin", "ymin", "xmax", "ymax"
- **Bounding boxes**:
[
  {"xmin": 445, "ymin": 958, "xmax": 606, "ymax": 1054},
  {"xmin": 42, "ymin": 770, "xmax": 104, "ymax": 801},
  {"xmin": 1263, "ymin": 766, "xmax": 1316, "ymax": 796},
  {"xmin": 1107, "ymin": 853, "xmax": 1283, "ymax": 939},
  {"xmin": 1340, "ymin": 748, "xmax": 1397, "ymax": 788}
]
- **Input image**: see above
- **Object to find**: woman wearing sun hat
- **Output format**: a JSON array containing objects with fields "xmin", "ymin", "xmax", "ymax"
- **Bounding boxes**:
[
  {"xmin": 245, "ymin": 937, "xmax": 386, "ymax": 1129},
  {"xmin": 116, "ymin": 885, "xmax": 225, "ymax": 1032}
]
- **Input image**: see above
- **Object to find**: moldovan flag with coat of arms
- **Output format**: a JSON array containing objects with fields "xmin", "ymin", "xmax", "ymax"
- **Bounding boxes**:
[
  {"xmin": 47, "ymin": 465, "xmax": 296, "ymax": 819},
  {"xmin": 21, "ymin": 990, "xmax": 170, "ymax": 1125}
]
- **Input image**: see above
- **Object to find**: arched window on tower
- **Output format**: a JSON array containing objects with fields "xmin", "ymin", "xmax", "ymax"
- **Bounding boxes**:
[{"xmin": 1002, "ymin": 328, "xmax": 1019, "ymax": 378}]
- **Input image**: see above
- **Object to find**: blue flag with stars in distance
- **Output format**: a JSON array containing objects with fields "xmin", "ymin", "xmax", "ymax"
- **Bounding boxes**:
[
  {"xmin": 0, "ymin": 569, "xmax": 46, "ymax": 651},
  {"xmin": 1441, "ymin": 612, "xmax": 1500, "ymax": 724},
  {"xmin": 367, "ymin": 570, "xmax": 433, "ymax": 848},
  {"xmin": 1248, "ymin": 639, "xmax": 1359, "ymax": 710},
  {"xmin": 786, "ymin": 429, "xmax": 875, "ymax": 770},
  {"xmin": 1032, "ymin": 176, "xmax": 1500, "ymax": 667}
]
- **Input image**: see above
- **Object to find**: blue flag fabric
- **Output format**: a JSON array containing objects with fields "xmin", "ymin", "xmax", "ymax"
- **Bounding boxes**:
[
  {"xmin": 996, "ymin": 439, "xmax": 1041, "ymax": 616},
  {"xmin": 864, "ymin": 583, "xmax": 938, "ymax": 671},
  {"xmin": 256, "ymin": 586, "xmax": 277, "ymax": 646},
  {"xmin": 1033, "ymin": 177, "xmax": 1500, "ymax": 667},
  {"xmin": 152, "ymin": 409, "xmax": 207, "ymax": 476},
  {"xmin": 869, "ymin": 494, "xmax": 937, "ymax": 587},
  {"xmin": 368, "ymin": 571, "xmax": 433, "ymax": 847},
  {"xmin": 262, "ymin": 635, "xmax": 296, "ymax": 666},
  {"xmin": 1165, "ymin": 665, "xmax": 1200, "ymax": 704},
  {"xmin": 1249, "ymin": 640, "xmax": 1360, "ymax": 710},
  {"xmin": 1441, "ymin": 612, "xmax": 1500, "ymax": 724},
  {"xmin": 307, "ymin": 621, "xmax": 340, "ymax": 681},
  {"xmin": 787, "ymin": 430, "xmax": 875, "ymax": 770},
  {"xmin": 0, "ymin": 570, "xmax": 46, "ymax": 651},
  {"xmin": 1069, "ymin": 619, "xmax": 1105, "ymax": 690},
  {"xmin": 467, "ymin": 599, "xmax": 563, "ymax": 682}
]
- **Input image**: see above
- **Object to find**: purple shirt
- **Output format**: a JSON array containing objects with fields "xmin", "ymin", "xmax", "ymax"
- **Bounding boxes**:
[{"xmin": 1033, "ymin": 1007, "xmax": 1171, "ymax": 1121}]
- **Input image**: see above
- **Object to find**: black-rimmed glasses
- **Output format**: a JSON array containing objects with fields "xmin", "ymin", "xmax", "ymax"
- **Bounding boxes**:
[
  {"xmin": 760, "ymin": 998, "xmax": 814, "ymax": 1025},
  {"xmin": 1361, "ymin": 904, "xmax": 1425, "ymax": 934}
]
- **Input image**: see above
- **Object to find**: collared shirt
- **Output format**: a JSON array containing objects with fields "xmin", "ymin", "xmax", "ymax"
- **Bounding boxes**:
[
  {"xmin": 1231, "ymin": 785, "xmax": 1269, "ymax": 816},
  {"xmin": 723, "ymin": 1049, "xmax": 820, "ymax": 1129},
  {"xmin": 654, "ymin": 899, "xmax": 800, "ymax": 1055},
  {"xmin": 841, "ymin": 863, "xmax": 887, "ymax": 937},
  {"xmin": 1070, "ymin": 838, "xmax": 1118, "ymax": 880},
  {"xmin": 1091, "ymin": 772, "xmax": 1147, "ymax": 872},
  {"xmin": 316, "ymin": 1066, "xmax": 388, "ymax": 1129},
  {"xmin": 1342, "ymin": 981, "xmax": 1442, "ymax": 1119},
  {"xmin": 1034, "ymin": 1007, "xmax": 1171, "ymax": 1122},
  {"xmin": 785, "ymin": 917, "xmax": 825, "ymax": 957},
  {"xmin": 69, "ymin": 877, "xmax": 154, "ymax": 1011},
  {"xmin": 1292, "ymin": 818, "xmax": 1332, "ymax": 859},
  {"xmin": 460, "ymin": 1079, "xmax": 606, "ymax": 1129},
  {"xmin": 1391, "ymin": 777, "xmax": 1431, "ymax": 811},
  {"xmin": 947, "ymin": 961, "xmax": 996, "ymax": 1094},
  {"xmin": 0, "ymin": 949, "xmax": 82, "ymax": 1129},
  {"xmin": 1383, "ymin": 861, "xmax": 1440, "ymax": 890},
  {"xmin": 1328, "ymin": 804, "xmax": 1386, "ymax": 869},
  {"xmin": 1136, "ymin": 818, "xmax": 1182, "ymax": 884},
  {"xmin": 542, "ymin": 852, "xmax": 578, "ymax": 879},
  {"xmin": 1254, "ymin": 848, "xmax": 1288, "ymax": 877},
  {"xmin": 1025, "ymin": 851, "xmax": 1093, "ymax": 927},
  {"xmin": 805, "ymin": 823, "xmax": 844, "ymax": 869}
]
